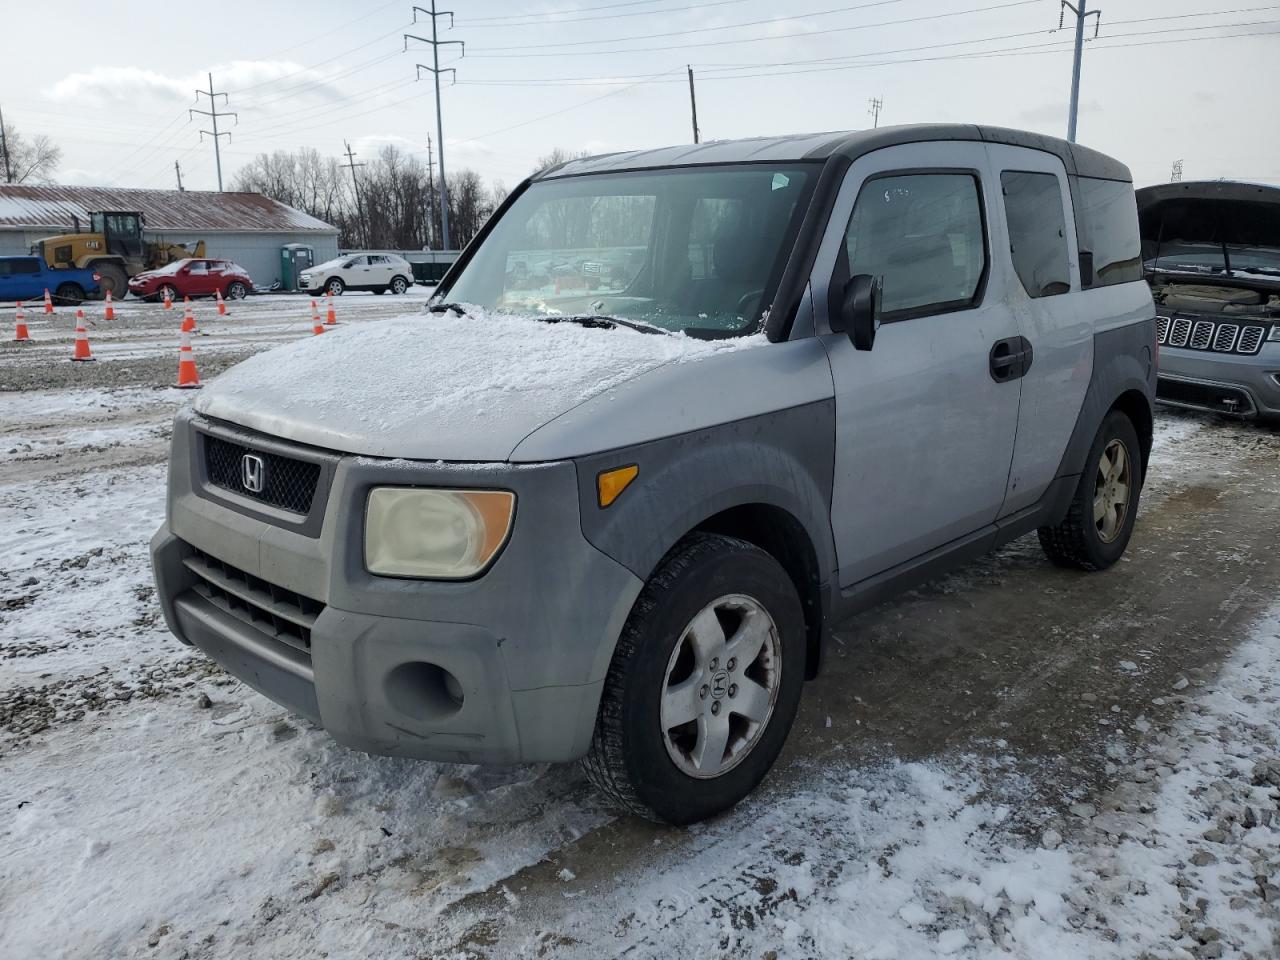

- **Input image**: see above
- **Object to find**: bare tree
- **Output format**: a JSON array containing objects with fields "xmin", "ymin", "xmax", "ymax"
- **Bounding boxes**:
[
  {"xmin": 531, "ymin": 147, "xmax": 592, "ymax": 177},
  {"xmin": 1, "ymin": 121, "xmax": 62, "ymax": 184}
]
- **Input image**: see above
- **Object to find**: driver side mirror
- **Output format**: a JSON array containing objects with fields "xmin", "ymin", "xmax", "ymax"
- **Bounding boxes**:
[{"xmin": 839, "ymin": 273, "xmax": 881, "ymax": 351}]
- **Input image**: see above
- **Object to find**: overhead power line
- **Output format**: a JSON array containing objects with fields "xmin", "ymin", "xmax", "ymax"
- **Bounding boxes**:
[{"xmin": 459, "ymin": 0, "xmax": 751, "ymax": 28}]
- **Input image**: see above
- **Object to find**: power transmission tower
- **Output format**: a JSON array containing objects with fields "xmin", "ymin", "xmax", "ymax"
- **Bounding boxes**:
[
  {"xmin": 343, "ymin": 141, "xmax": 369, "ymax": 249},
  {"xmin": 425, "ymin": 132, "xmax": 437, "ymax": 250},
  {"xmin": 190, "ymin": 73, "xmax": 237, "ymax": 191},
  {"xmin": 1170, "ymin": 159, "xmax": 1184, "ymax": 183},
  {"xmin": 0, "ymin": 104, "xmax": 12, "ymax": 183},
  {"xmin": 1059, "ymin": 1, "xmax": 1101, "ymax": 143},
  {"xmin": 175, "ymin": 160, "xmax": 185, "ymax": 192},
  {"xmin": 406, "ymin": 4, "xmax": 464, "ymax": 251},
  {"xmin": 867, "ymin": 97, "xmax": 883, "ymax": 128},
  {"xmin": 687, "ymin": 66, "xmax": 700, "ymax": 144}
]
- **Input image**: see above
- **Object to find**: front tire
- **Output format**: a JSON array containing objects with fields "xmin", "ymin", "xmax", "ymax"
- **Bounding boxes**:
[
  {"xmin": 582, "ymin": 534, "xmax": 805, "ymax": 824},
  {"xmin": 1038, "ymin": 409, "xmax": 1143, "ymax": 571},
  {"xmin": 325, "ymin": 277, "xmax": 345, "ymax": 296},
  {"xmin": 91, "ymin": 262, "xmax": 128, "ymax": 299}
]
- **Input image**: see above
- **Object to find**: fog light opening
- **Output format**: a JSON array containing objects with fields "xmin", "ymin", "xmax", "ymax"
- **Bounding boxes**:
[{"xmin": 384, "ymin": 661, "xmax": 465, "ymax": 722}]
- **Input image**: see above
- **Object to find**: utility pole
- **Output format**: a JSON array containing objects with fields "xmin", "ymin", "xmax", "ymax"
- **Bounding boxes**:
[
  {"xmin": 867, "ymin": 97, "xmax": 883, "ymax": 128},
  {"xmin": 425, "ymin": 132, "xmax": 437, "ymax": 250},
  {"xmin": 687, "ymin": 65, "xmax": 700, "ymax": 144},
  {"xmin": 343, "ymin": 141, "xmax": 369, "ymax": 249},
  {"xmin": 407, "ymin": 4, "xmax": 464, "ymax": 251},
  {"xmin": 174, "ymin": 160, "xmax": 185, "ymax": 192},
  {"xmin": 0, "ymin": 104, "xmax": 12, "ymax": 183},
  {"xmin": 190, "ymin": 73, "xmax": 237, "ymax": 191},
  {"xmin": 1170, "ymin": 159, "xmax": 1184, "ymax": 183},
  {"xmin": 1060, "ymin": 0, "xmax": 1101, "ymax": 142}
]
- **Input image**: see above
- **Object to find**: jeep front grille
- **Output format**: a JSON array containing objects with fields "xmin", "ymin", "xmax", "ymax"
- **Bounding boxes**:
[
  {"xmin": 203, "ymin": 433, "xmax": 321, "ymax": 514},
  {"xmin": 183, "ymin": 547, "xmax": 322, "ymax": 653},
  {"xmin": 1157, "ymin": 315, "xmax": 1267, "ymax": 356}
]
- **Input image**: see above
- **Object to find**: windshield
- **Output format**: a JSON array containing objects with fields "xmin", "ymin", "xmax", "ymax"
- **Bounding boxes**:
[
  {"xmin": 440, "ymin": 164, "xmax": 819, "ymax": 335},
  {"xmin": 1147, "ymin": 240, "xmax": 1280, "ymax": 278}
]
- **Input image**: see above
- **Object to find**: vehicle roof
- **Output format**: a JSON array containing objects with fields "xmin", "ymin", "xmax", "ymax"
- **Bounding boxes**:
[
  {"xmin": 1136, "ymin": 180, "xmax": 1280, "ymax": 210},
  {"xmin": 535, "ymin": 123, "xmax": 1131, "ymax": 183}
]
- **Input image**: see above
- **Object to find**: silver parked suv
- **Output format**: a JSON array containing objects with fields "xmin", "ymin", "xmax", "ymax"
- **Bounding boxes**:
[
  {"xmin": 152, "ymin": 125, "xmax": 1156, "ymax": 823},
  {"xmin": 1137, "ymin": 181, "xmax": 1280, "ymax": 420}
]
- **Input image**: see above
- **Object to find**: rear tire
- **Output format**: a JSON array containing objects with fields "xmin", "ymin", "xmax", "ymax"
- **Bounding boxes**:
[
  {"xmin": 581, "ymin": 533, "xmax": 805, "ymax": 824},
  {"xmin": 226, "ymin": 281, "xmax": 248, "ymax": 300},
  {"xmin": 54, "ymin": 282, "xmax": 85, "ymax": 306},
  {"xmin": 1038, "ymin": 410, "xmax": 1143, "ymax": 571},
  {"xmin": 390, "ymin": 275, "xmax": 409, "ymax": 295},
  {"xmin": 91, "ymin": 262, "xmax": 128, "ymax": 299}
]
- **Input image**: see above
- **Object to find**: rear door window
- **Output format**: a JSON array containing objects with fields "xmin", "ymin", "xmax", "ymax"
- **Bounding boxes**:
[
  {"xmin": 842, "ymin": 172, "xmax": 987, "ymax": 320},
  {"xmin": 1001, "ymin": 171, "xmax": 1071, "ymax": 297},
  {"xmin": 1075, "ymin": 177, "xmax": 1142, "ymax": 287}
]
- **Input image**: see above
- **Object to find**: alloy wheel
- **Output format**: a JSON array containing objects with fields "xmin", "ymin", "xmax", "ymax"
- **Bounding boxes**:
[{"xmin": 1094, "ymin": 438, "xmax": 1132, "ymax": 544}]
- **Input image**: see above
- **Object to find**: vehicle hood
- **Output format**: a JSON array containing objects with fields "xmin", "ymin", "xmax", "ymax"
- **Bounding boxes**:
[
  {"xmin": 192, "ymin": 312, "xmax": 757, "ymax": 462},
  {"xmin": 302, "ymin": 257, "xmax": 345, "ymax": 273}
]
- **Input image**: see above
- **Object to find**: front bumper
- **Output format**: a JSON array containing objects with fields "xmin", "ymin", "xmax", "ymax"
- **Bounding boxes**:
[
  {"xmin": 1157, "ymin": 344, "xmax": 1280, "ymax": 420},
  {"xmin": 151, "ymin": 410, "xmax": 643, "ymax": 764}
]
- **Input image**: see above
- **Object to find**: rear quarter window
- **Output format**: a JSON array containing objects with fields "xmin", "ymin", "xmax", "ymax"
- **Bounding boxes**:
[{"xmin": 1074, "ymin": 177, "xmax": 1142, "ymax": 287}]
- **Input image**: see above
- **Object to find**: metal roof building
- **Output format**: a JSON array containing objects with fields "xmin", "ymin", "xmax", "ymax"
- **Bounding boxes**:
[{"xmin": 0, "ymin": 186, "xmax": 339, "ymax": 289}]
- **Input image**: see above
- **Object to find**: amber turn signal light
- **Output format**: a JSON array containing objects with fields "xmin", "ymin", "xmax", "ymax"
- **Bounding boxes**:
[{"xmin": 597, "ymin": 464, "xmax": 639, "ymax": 508}]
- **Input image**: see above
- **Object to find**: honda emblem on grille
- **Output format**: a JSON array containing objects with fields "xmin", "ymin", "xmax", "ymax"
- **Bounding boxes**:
[{"xmin": 241, "ymin": 454, "xmax": 266, "ymax": 494}]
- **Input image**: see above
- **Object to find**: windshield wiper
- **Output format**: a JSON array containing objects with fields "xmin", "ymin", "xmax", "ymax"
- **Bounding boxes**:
[
  {"xmin": 428, "ymin": 301, "xmax": 468, "ymax": 316},
  {"xmin": 548, "ymin": 314, "xmax": 670, "ymax": 335}
]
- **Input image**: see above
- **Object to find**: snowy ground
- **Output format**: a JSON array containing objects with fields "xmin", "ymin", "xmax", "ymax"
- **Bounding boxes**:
[{"xmin": 2, "ymin": 299, "xmax": 1279, "ymax": 959}]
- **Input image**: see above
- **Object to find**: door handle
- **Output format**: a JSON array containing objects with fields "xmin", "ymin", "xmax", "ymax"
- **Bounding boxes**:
[{"xmin": 989, "ymin": 336, "xmax": 1033, "ymax": 382}]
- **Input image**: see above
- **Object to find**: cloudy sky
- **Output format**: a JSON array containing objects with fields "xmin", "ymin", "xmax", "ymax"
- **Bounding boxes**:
[{"xmin": 3, "ymin": 0, "xmax": 1277, "ymax": 192}]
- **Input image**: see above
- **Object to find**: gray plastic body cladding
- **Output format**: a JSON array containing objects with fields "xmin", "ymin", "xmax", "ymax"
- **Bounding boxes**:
[
  {"xmin": 153, "ymin": 415, "xmax": 644, "ymax": 764},
  {"xmin": 574, "ymin": 400, "xmax": 838, "ymax": 654},
  {"xmin": 1049, "ymin": 319, "xmax": 1157, "ymax": 512}
]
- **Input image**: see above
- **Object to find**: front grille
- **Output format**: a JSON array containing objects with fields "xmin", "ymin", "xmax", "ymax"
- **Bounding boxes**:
[
  {"xmin": 184, "ymin": 547, "xmax": 322, "ymax": 652},
  {"xmin": 1157, "ymin": 314, "xmax": 1268, "ymax": 356},
  {"xmin": 203, "ymin": 433, "xmax": 320, "ymax": 514}
]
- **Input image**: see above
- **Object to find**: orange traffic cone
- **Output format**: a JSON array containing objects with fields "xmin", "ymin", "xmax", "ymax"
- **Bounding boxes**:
[
  {"xmin": 311, "ymin": 299, "xmax": 321, "ymax": 325},
  {"xmin": 325, "ymin": 293, "xmax": 338, "ymax": 326},
  {"xmin": 215, "ymin": 289, "xmax": 227, "ymax": 316},
  {"xmin": 312, "ymin": 319, "xmax": 326, "ymax": 335},
  {"xmin": 162, "ymin": 287, "xmax": 173, "ymax": 310},
  {"xmin": 71, "ymin": 309, "xmax": 95, "ymax": 361},
  {"xmin": 103, "ymin": 291, "xmax": 115, "ymax": 320},
  {"xmin": 43, "ymin": 288, "xmax": 54, "ymax": 314},
  {"xmin": 175, "ymin": 329, "xmax": 201, "ymax": 388},
  {"xmin": 181, "ymin": 301, "xmax": 197, "ymax": 334},
  {"xmin": 13, "ymin": 302, "xmax": 32, "ymax": 342}
]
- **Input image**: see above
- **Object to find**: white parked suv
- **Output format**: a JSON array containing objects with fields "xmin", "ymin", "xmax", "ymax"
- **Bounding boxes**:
[{"xmin": 300, "ymin": 254, "xmax": 414, "ymax": 296}]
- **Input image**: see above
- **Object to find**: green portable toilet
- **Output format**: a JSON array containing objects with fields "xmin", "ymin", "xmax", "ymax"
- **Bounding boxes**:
[{"xmin": 279, "ymin": 243, "xmax": 315, "ymax": 291}]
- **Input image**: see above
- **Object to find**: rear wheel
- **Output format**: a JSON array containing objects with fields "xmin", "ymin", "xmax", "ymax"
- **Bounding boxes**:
[
  {"xmin": 54, "ymin": 282, "xmax": 85, "ymax": 306},
  {"xmin": 390, "ymin": 275, "xmax": 409, "ymax": 295},
  {"xmin": 226, "ymin": 281, "xmax": 248, "ymax": 300},
  {"xmin": 1038, "ymin": 410, "xmax": 1143, "ymax": 571},
  {"xmin": 581, "ymin": 533, "xmax": 805, "ymax": 824},
  {"xmin": 325, "ymin": 277, "xmax": 345, "ymax": 296},
  {"xmin": 91, "ymin": 262, "xmax": 128, "ymax": 299}
]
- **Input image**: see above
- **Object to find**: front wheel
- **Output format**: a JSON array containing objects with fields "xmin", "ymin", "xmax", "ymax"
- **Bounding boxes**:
[
  {"xmin": 582, "ymin": 533, "xmax": 805, "ymax": 824},
  {"xmin": 92, "ymin": 262, "xmax": 128, "ymax": 299},
  {"xmin": 1038, "ymin": 409, "xmax": 1143, "ymax": 571},
  {"xmin": 325, "ymin": 277, "xmax": 345, "ymax": 296},
  {"xmin": 390, "ymin": 275, "xmax": 409, "ymax": 295}
]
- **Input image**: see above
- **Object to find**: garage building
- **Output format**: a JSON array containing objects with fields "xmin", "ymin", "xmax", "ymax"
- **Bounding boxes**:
[{"xmin": 0, "ymin": 185, "xmax": 339, "ymax": 290}]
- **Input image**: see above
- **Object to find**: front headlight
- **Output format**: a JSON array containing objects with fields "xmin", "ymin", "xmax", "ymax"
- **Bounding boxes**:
[
  {"xmin": 1269, "ymin": 326, "xmax": 1280, "ymax": 342},
  {"xmin": 364, "ymin": 488, "xmax": 515, "ymax": 579}
]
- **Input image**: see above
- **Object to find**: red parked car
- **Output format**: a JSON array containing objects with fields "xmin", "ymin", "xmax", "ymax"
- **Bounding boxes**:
[{"xmin": 128, "ymin": 258, "xmax": 254, "ymax": 302}]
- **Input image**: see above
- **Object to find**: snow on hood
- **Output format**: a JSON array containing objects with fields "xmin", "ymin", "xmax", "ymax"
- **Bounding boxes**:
[{"xmin": 194, "ymin": 310, "xmax": 762, "ymax": 461}]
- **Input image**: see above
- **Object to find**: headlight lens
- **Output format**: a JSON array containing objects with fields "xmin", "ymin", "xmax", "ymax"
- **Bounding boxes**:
[{"xmin": 364, "ymin": 488, "xmax": 515, "ymax": 579}]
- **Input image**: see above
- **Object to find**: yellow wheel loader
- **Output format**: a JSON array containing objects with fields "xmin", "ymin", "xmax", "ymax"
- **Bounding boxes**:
[{"xmin": 33, "ymin": 211, "xmax": 206, "ymax": 298}]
